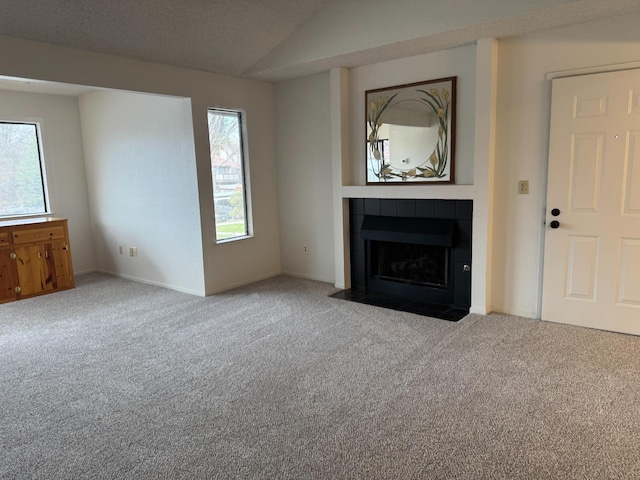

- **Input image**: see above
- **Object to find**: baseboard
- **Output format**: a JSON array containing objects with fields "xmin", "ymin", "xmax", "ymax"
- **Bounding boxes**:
[
  {"xmin": 490, "ymin": 304, "xmax": 537, "ymax": 319},
  {"xmin": 280, "ymin": 270, "xmax": 335, "ymax": 285},
  {"xmin": 95, "ymin": 269, "xmax": 332, "ymax": 297},
  {"xmin": 206, "ymin": 270, "xmax": 282, "ymax": 294},
  {"xmin": 469, "ymin": 306, "xmax": 489, "ymax": 315},
  {"xmin": 97, "ymin": 269, "xmax": 206, "ymax": 297},
  {"xmin": 74, "ymin": 268, "xmax": 99, "ymax": 276}
]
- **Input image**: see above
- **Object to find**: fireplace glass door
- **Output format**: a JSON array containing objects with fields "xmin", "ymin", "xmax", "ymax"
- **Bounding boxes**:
[
  {"xmin": 371, "ymin": 241, "xmax": 449, "ymax": 287},
  {"xmin": 367, "ymin": 240, "xmax": 453, "ymax": 305}
]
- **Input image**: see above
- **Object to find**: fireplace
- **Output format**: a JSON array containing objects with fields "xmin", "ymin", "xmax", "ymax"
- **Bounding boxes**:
[
  {"xmin": 371, "ymin": 241, "xmax": 449, "ymax": 287},
  {"xmin": 348, "ymin": 199, "xmax": 472, "ymax": 314}
]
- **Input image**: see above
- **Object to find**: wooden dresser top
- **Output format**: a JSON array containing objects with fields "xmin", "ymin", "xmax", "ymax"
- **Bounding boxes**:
[{"xmin": 0, "ymin": 217, "xmax": 67, "ymax": 229}]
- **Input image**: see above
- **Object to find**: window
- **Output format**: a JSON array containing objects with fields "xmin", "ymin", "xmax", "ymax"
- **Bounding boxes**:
[
  {"xmin": 207, "ymin": 109, "xmax": 250, "ymax": 242},
  {"xmin": 0, "ymin": 122, "xmax": 48, "ymax": 218}
]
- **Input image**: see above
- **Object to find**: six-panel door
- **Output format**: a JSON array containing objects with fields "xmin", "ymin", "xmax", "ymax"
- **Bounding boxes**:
[{"xmin": 542, "ymin": 69, "xmax": 640, "ymax": 335}]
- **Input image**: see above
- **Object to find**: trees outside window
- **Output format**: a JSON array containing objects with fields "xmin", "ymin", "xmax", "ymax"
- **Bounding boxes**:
[
  {"xmin": 0, "ymin": 122, "xmax": 48, "ymax": 218},
  {"xmin": 207, "ymin": 109, "xmax": 250, "ymax": 242}
]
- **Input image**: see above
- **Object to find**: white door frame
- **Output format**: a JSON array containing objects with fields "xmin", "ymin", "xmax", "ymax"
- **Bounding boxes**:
[{"xmin": 536, "ymin": 61, "xmax": 640, "ymax": 319}]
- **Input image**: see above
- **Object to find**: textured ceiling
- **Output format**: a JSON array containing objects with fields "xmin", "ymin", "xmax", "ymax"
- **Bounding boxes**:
[
  {"xmin": 0, "ymin": 0, "xmax": 640, "ymax": 85},
  {"xmin": 0, "ymin": 0, "xmax": 331, "ymax": 77}
]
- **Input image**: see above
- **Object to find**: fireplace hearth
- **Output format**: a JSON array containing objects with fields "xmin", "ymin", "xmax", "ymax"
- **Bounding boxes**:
[{"xmin": 337, "ymin": 198, "xmax": 472, "ymax": 321}]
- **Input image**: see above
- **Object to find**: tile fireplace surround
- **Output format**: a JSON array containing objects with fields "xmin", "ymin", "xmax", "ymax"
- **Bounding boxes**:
[{"xmin": 341, "ymin": 198, "xmax": 472, "ymax": 321}]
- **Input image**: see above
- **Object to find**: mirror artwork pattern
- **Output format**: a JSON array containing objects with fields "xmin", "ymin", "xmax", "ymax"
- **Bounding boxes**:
[{"xmin": 366, "ymin": 77, "xmax": 456, "ymax": 184}]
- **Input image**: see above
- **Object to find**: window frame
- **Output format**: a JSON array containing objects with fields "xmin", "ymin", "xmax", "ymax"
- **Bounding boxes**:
[
  {"xmin": 207, "ymin": 108, "xmax": 252, "ymax": 244},
  {"xmin": 0, "ymin": 120, "xmax": 51, "ymax": 219}
]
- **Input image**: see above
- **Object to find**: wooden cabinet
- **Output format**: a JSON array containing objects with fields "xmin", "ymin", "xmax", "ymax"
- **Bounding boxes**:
[
  {"xmin": 0, "ymin": 217, "xmax": 75, "ymax": 304},
  {"xmin": 0, "ymin": 246, "xmax": 17, "ymax": 302}
]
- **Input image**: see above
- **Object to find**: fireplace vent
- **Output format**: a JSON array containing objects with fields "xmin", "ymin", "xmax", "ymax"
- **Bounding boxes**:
[{"xmin": 360, "ymin": 215, "xmax": 455, "ymax": 247}]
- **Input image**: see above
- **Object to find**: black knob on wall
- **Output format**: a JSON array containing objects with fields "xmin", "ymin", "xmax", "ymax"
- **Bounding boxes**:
[
  {"xmin": 551, "ymin": 208, "xmax": 561, "ymax": 217},
  {"xmin": 550, "ymin": 220, "xmax": 560, "ymax": 229}
]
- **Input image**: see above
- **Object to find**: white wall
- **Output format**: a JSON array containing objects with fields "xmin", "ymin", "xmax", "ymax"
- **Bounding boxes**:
[
  {"xmin": 79, "ymin": 90, "xmax": 204, "ymax": 295},
  {"xmin": 493, "ymin": 12, "xmax": 640, "ymax": 317},
  {"xmin": 349, "ymin": 45, "xmax": 477, "ymax": 185},
  {"xmin": 0, "ymin": 89, "xmax": 96, "ymax": 274},
  {"xmin": 274, "ymin": 72, "xmax": 334, "ymax": 282},
  {"xmin": 0, "ymin": 35, "xmax": 281, "ymax": 295}
]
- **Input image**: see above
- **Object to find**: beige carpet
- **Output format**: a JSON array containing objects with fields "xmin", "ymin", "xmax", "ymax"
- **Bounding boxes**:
[{"xmin": 1, "ymin": 273, "xmax": 639, "ymax": 479}]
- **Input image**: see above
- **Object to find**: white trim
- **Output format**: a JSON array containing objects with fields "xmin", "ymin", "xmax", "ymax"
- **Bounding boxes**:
[
  {"xmin": 331, "ymin": 68, "xmax": 351, "ymax": 290},
  {"xmin": 469, "ymin": 305, "xmax": 490, "ymax": 315},
  {"xmin": 493, "ymin": 304, "xmax": 538, "ymax": 319},
  {"xmin": 546, "ymin": 61, "xmax": 640, "ymax": 81},
  {"xmin": 341, "ymin": 184, "xmax": 475, "ymax": 200},
  {"xmin": 215, "ymin": 233, "xmax": 253, "ymax": 244},
  {"xmin": 470, "ymin": 38, "xmax": 499, "ymax": 317},
  {"xmin": 206, "ymin": 270, "xmax": 282, "ymax": 294},
  {"xmin": 281, "ymin": 270, "xmax": 336, "ymax": 285},
  {"xmin": 97, "ymin": 269, "xmax": 206, "ymax": 296},
  {"xmin": 73, "ymin": 268, "xmax": 99, "ymax": 276}
]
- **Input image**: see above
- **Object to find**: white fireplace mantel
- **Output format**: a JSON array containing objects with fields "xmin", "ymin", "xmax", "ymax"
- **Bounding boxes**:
[{"xmin": 341, "ymin": 185, "xmax": 475, "ymax": 200}]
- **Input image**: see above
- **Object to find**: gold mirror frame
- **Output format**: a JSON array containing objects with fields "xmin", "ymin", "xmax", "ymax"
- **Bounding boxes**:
[{"xmin": 365, "ymin": 77, "xmax": 456, "ymax": 184}]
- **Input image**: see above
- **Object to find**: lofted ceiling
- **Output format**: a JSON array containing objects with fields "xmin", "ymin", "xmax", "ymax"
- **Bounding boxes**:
[{"xmin": 1, "ymin": 0, "xmax": 640, "ymax": 84}]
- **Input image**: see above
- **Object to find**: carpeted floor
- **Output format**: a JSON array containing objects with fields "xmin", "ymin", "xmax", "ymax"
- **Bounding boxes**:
[{"xmin": 1, "ymin": 273, "xmax": 639, "ymax": 479}]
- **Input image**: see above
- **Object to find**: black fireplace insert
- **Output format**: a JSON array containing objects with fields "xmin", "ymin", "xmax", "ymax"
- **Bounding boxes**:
[{"xmin": 348, "ymin": 198, "xmax": 472, "ymax": 312}]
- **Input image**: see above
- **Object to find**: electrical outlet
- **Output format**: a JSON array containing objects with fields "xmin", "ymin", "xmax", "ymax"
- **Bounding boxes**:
[
  {"xmin": 518, "ymin": 180, "xmax": 529, "ymax": 194},
  {"xmin": 118, "ymin": 245, "xmax": 124, "ymax": 255},
  {"xmin": 303, "ymin": 245, "xmax": 309, "ymax": 254},
  {"xmin": 130, "ymin": 247, "xmax": 138, "ymax": 257}
]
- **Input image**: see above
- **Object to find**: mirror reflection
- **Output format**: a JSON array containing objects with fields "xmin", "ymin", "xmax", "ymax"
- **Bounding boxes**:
[{"xmin": 366, "ymin": 77, "xmax": 456, "ymax": 184}]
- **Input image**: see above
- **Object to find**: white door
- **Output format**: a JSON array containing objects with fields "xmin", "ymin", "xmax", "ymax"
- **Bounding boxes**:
[{"xmin": 542, "ymin": 68, "xmax": 640, "ymax": 335}]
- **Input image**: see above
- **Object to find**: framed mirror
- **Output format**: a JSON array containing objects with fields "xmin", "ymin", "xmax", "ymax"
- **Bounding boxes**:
[{"xmin": 366, "ymin": 77, "xmax": 456, "ymax": 184}]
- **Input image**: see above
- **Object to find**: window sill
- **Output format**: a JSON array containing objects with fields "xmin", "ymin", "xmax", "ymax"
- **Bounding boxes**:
[
  {"xmin": 0, "ymin": 212, "xmax": 53, "ymax": 221},
  {"xmin": 216, "ymin": 234, "xmax": 253, "ymax": 245}
]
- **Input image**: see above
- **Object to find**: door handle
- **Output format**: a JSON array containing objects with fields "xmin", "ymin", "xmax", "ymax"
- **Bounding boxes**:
[
  {"xmin": 551, "ymin": 208, "xmax": 561, "ymax": 216},
  {"xmin": 550, "ymin": 220, "xmax": 560, "ymax": 229}
]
